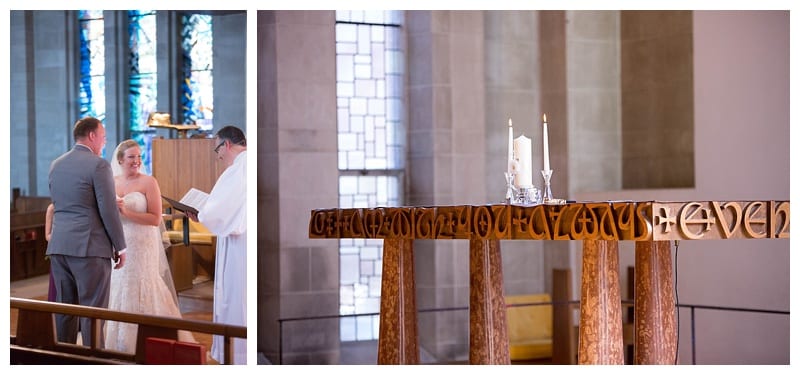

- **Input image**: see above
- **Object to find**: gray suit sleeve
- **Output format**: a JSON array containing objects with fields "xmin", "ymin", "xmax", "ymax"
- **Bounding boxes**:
[{"xmin": 94, "ymin": 161, "xmax": 127, "ymax": 254}]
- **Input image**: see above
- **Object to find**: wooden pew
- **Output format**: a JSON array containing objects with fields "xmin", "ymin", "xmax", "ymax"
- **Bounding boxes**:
[
  {"xmin": 552, "ymin": 268, "xmax": 577, "ymax": 364},
  {"xmin": 504, "ymin": 268, "xmax": 578, "ymax": 364},
  {"xmin": 10, "ymin": 195, "xmax": 52, "ymax": 281},
  {"xmin": 10, "ymin": 297, "xmax": 246, "ymax": 365},
  {"xmin": 506, "ymin": 293, "xmax": 554, "ymax": 362},
  {"xmin": 10, "ymin": 345, "xmax": 128, "ymax": 365}
]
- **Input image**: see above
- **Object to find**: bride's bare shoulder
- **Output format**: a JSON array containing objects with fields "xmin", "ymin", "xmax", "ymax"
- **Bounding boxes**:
[{"xmin": 145, "ymin": 174, "xmax": 163, "ymax": 187}]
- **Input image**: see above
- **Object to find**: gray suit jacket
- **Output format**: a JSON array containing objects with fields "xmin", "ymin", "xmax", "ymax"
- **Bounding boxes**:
[{"xmin": 46, "ymin": 144, "xmax": 126, "ymax": 258}]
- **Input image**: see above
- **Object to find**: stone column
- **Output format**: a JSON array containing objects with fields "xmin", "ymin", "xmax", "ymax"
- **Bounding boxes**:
[{"xmin": 257, "ymin": 10, "xmax": 340, "ymax": 364}]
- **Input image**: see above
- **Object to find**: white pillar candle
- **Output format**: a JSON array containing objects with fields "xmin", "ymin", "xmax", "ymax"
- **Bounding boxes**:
[
  {"xmin": 543, "ymin": 114, "xmax": 550, "ymax": 172},
  {"xmin": 514, "ymin": 135, "xmax": 533, "ymax": 188},
  {"xmin": 507, "ymin": 119, "xmax": 514, "ymax": 175}
]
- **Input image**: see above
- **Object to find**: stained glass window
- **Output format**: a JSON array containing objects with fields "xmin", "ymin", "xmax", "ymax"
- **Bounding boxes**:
[
  {"xmin": 129, "ymin": 10, "xmax": 157, "ymax": 175},
  {"xmin": 335, "ymin": 10, "xmax": 405, "ymax": 342},
  {"xmin": 77, "ymin": 11, "xmax": 213, "ymax": 173},
  {"xmin": 181, "ymin": 14, "xmax": 214, "ymax": 130},
  {"xmin": 79, "ymin": 10, "xmax": 105, "ymax": 121}
]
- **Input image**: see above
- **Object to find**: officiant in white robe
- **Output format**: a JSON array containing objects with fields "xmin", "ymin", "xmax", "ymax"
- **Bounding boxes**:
[{"xmin": 193, "ymin": 125, "xmax": 248, "ymax": 364}]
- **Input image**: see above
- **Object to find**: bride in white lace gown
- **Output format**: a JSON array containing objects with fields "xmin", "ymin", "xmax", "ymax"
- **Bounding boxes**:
[{"xmin": 104, "ymin": 139, "xmax": 195, "ymax": 354}]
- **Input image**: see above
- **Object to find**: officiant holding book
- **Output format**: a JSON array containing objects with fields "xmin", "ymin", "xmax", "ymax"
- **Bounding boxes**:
[{"xmin": 187, "ymin": 125, "xmax": 247, "ymax": 364}]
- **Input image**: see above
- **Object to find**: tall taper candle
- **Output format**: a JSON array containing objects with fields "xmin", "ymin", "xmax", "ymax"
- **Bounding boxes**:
[
  {"xmin": 543, "ymin": 114, "xmax": 550, "ymax": 172},
  {"xmin": 514, "ymin": 135, "xmax": 533, "ymax": 188},
  {"xmin": 508, "ymin": 119, "xmax": 514, "ymax": 175}
]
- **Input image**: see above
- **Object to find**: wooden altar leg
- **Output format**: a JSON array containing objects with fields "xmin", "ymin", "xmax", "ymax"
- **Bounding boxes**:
[
  {"xmin": 377, "ymin": 238, "xmax": 419, "ymax": 364},
  {"xmin": 578, "ymin": 240, "xmax": 624, "ymax": 364},
  {"xmin": 634, "ymin": 240, "xmax": 677, "ymax": 364},
  {"xmin": 468, "ymin": 239, "xmax": 510, "ymax": 365}
]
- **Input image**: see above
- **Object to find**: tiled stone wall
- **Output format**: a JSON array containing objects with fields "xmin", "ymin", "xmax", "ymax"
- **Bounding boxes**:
[
  {"xmin": 10, "ymin": 11, "xmax": 76, "ymax": 197},
  {"xmin": 566, "ymin": 10, "xmax": 622, "ymax": 193},
  {"xmin": 212, "ymin": 13, "xmax": 247, "ymax": 132},
  {"xmin": 9, "ymin": 11, "xmax": 34, "ymax": 195},
  {"xmin": 621, "ymin": 10, "xmax": 694, "ymax": 188}
]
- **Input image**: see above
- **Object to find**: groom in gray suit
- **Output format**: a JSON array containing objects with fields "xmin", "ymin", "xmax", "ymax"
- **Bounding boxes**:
[{"xmin": 47, "ymin": 116, "xmax": 127, "ymax": 347}]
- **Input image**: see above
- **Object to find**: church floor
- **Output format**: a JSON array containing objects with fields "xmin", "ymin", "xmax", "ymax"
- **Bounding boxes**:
[{"xmin": 10, "ymin": 273, "xmax": 217, "ymax": 364}]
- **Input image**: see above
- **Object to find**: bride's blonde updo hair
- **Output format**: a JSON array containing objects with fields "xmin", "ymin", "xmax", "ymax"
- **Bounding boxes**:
[{"xmin": 115, "ymin": 139, "xmax": 141, "ymax": 163}]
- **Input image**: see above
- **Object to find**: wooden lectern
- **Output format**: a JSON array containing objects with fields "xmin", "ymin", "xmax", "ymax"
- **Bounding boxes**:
[
  {"xmin": 152, "ymin": 138, "xmax": 224, "ymax": 201},
  {"xmin": 152, "ymin": 138, "xmax": 224, "ymax": 290}
]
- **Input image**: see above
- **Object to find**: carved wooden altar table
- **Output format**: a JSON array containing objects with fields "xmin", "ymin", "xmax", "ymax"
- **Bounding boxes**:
[{"xmin": 309, "ymin": 201, "xmax": 789, "ymax": 364}]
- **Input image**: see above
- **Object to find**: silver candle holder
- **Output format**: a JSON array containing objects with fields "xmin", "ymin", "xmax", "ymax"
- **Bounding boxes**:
[
  {"xmin": 517, "ymin": 185, "xmax": 542, "ymax": 206},
  {"xmin": 504, "ymin": 172, "xmax": 542, "ymax": 206},
  {"xmin": 504, "ymin": 172, "xmax": 515, "ymax": 204},
  {"xmin": 541, "ymin": 169, "xmax": 566, "ymax": 205},
  {"xmin": 541, "ymin": 169, "xmax": 553, "ymax": 201}
]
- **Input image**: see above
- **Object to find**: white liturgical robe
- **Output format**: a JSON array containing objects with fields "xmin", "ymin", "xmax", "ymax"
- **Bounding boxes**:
[{"xmin": 199, "ymin": 150, "xmax": 247, "ymax": 364}]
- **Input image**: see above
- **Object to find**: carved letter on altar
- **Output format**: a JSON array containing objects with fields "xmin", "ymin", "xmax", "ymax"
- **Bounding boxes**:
[
  {"xmin": 710, "ymin": 201, "xmax": 742, "ymax": 239},
  {"xmin": 743, "ymin": 201, "xmax": 767, "ymax": 239}
]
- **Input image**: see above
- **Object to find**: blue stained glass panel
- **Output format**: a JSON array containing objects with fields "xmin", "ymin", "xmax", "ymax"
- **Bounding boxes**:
[
  {"xmin": 129, "ymin": 10, "xmax": 157, "ymax": 175},
  {"xmin": 181, "ymin": 14, "xmax": 213, "ymax": 130},
  {"xmin": 79, "ymin": 10, "xmax": 103, "ymax": 20},
  {"xmin": 79, "ymin": 11, "xmax": 105, "ymax": 121}
]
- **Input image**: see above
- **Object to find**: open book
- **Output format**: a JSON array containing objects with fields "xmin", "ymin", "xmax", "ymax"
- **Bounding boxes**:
[{"xmin": 162, "ymin": 188, "xmax": 209, "ymax": 216}]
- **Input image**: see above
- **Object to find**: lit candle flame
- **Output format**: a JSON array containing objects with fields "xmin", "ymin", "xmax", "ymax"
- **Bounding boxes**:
[
  {"xmin": 543, "ymin": 113, "xmax": 547, "ymax": 123},
  {"xmin": 509, "ymin": 119, "xmax": 512, "ymax": 127}
]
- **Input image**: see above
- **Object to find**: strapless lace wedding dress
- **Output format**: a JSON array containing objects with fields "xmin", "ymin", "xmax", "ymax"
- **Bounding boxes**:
[{"xmin": 104, "ymin": 192, "xmax": 196, "ymax": 353}]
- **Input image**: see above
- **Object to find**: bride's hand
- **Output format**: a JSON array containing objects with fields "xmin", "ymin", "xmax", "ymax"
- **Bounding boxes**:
[{"xmin": 116, "ymin": 197, "xmax": 127, "ymax": 216}]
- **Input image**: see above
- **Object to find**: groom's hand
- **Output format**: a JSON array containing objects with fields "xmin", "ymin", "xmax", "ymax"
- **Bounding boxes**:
[{"xmin": 114, "ymin": 252, "xmax": 126, "ymax": 269}]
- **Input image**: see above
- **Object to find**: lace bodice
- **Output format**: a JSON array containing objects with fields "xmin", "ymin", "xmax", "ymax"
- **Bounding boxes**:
[
  {"xmin": 120, "ymin": 191, "xmax": 148, "ymax": 215},
  {"xmin": 105, "ymin": 191, "xmax": 195, "ymax": 353}
]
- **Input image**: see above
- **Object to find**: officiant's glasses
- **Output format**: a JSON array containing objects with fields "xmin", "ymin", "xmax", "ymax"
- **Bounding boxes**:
[
  {"xmin": 214, "ymin": 141, "xmax": 226, "ymax": 154},
  {"xmin": 214, "ymin": 139, "xmax": 246, "ymax": 154}
]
